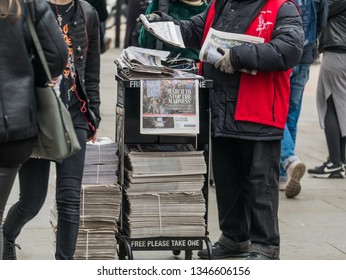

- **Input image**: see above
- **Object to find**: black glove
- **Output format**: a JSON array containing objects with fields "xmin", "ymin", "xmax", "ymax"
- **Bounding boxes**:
[{"xmin": 215, "ymin": 47, "xmax": 234, "ymax": 74}]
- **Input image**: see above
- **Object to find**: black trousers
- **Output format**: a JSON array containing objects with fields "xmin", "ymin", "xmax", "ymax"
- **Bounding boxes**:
[
  {"xmin": 3, "ymin": 128, "xmax": 88, "ymax": 260},
  {"xmin": 324, "ymin": 97, "xmax": 346, "ymax": 165},
  {"xmin": 212, "ymin": 137, "xmax": 280, "ymax": 258},
  {"xmin": 0, "ymin": 138, "xmax": 33, "ymax": 224}
]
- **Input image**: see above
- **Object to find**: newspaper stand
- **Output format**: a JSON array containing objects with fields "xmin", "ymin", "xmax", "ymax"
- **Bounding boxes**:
[{"xmin": 115, "ymin": 74, "xmax": 213, "ymax": 260}]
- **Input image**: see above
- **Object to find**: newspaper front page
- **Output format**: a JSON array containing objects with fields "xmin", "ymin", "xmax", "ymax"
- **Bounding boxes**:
[{"xmin": 140, "ymin": 79, "xmax": 199, "ymax": 136}]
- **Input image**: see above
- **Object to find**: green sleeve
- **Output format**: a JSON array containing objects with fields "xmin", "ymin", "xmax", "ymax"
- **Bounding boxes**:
[{"xmin": 138, "ymin": 0, "xmax": 159, "ymax": 49}]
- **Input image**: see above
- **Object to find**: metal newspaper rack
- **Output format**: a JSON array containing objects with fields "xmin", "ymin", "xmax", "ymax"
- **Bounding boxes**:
[{"xmin": 115, "ymin": 74, "xmax": 213, "ymax": 260}]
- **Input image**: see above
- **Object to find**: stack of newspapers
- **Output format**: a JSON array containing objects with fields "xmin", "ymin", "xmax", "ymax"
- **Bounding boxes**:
[
  {"xmin": 115, "ymin": 46, "xmax": 174, "ymax": 79},
  {"xmin": 49, "ymin": 137, "xmax": 121, "ymax": 259},
  {"xmin": 82, "ymin": 137, "xmax": 119, "ymax": 185},
  {"xmin": 122, "ymin": 143, "xmax": 207, "ymax": 238},
  {"xmin": 115, "ymin": 46, "xmax": 203, "ymax": 80}
]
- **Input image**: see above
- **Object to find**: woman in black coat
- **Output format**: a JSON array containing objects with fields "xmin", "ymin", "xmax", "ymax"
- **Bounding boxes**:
[
  {"xmin": 0, "ymin": 0, "xmax": 68, "ymax": 260},
  {"xmin": 2, "ymin": 0, "xmax": 101, "ymax": 260}
]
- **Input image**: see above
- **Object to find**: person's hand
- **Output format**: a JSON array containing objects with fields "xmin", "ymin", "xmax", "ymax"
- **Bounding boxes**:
[
  {"xmin": 87, "ymin": 129, "xmax": 98, "ymax": 143},
  {"xmin": 145, "ymin": 13, "xmax": 161, "ymax": 22},
  {"xmin": 136, "ymin": 13, "xmax": 161, "ymax": 23},
  {"xmin": 50, "ymin": 75, "xmax": 62, "ymax": 86},
  {"xmin": 215, "ymin": 47, "xmax": 234, "ymax": 74},
  {"xmin": 51, "ymin": 77, "xmax": 59, "ymax": 85}
]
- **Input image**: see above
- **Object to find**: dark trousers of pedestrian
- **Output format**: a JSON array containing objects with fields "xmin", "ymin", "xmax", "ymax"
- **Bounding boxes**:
[
  {"xmin": 324, "ymin": 96, "xmax": 346, "ymax": 165},
  {"xmin": 3, "ymin": 128, "xmax": 88, "ymax": 260},
  {"xmin": 212, "ymin": 137, "xmax": 281, "ymax": 259},
  {"xmin": 0, "ymin": 138, "xmax": 33, "ymax": 259}
]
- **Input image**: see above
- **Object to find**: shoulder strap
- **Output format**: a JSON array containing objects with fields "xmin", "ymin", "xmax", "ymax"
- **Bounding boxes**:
[{"xmin": 25, "ymin": 2, "xmax": 53, "ymax": 83}]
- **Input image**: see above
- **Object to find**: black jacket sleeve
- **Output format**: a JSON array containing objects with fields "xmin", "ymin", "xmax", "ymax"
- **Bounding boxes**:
[
  {"xmin": 84, "ymin": 4, "xmax": 101, "ymax": 127},
  {"xmin": 230, "ymin": 1, "xmax": 304, "ymax": 72}
]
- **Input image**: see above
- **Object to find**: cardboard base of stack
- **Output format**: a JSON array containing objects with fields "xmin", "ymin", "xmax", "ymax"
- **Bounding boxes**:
[{"xmin": 49, "ymin": 137, "xmax": 121, "ymax": 259}]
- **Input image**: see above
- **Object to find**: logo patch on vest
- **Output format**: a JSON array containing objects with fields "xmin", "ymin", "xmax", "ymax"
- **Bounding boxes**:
[{"xmin": 256, "ymin": 10, "xmax": 274, "ymax": 36}]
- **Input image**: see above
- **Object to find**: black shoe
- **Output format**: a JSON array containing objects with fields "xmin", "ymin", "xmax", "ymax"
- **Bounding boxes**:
[
  {"xmin": 3, "ymin": 237, "xmax": 20, "ymax": 260},
  {"xmin": 197, "ymin": 242, "xmax": 249, "ymax": 259},
  {"xmin": 245, "ymin": 252, "xmax": 279, "ymax": 260},
  {"xmin": 308, "ymin": 160, "xmax": 345, "ymax": 178}
]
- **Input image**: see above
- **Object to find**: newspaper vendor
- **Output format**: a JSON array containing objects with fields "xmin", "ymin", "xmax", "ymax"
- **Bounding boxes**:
[{"xmin": 140, "ymin": 0, "xmax": 304, "ymax": 260}]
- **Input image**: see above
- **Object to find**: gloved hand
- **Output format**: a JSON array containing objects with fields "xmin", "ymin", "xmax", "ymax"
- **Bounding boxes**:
[
  {"xmin": 146, "ymin": 13, "xmax": 162, "ymax": 22},
  {"xmin": 136, "ymin": 13, "xmax": 162, "ymax": 23},
  {"xmin": 215, "ymin": 47, "xmax": 234, "ymax": 74}
]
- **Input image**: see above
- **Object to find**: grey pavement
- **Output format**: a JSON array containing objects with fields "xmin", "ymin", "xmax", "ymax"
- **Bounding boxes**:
[{"xmin": 5, "ymin": 44, "xmax": 346, "ymax": 260}]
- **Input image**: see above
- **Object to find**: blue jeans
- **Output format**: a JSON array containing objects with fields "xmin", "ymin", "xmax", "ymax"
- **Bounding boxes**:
[
  {"xmin": 280, "ymin": 64, "xmax": 310, "ymax": 177},
  {"xmin": 3, "ymin": 128, "xmax": 88, "ymax": 260}
]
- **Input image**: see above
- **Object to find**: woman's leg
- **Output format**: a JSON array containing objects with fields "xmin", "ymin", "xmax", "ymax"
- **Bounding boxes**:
[
  {"xmin": 3, "ymin": 159, "xmax": 51, "ymax": 241},
  {"xmin": 324, "ymin": 96, "xmax": 342, "ymax": 166},
  {"xmin": 54, "ymin": 128, "xmax": 88, "ymax": 260},
  {"xmin": 0, "ymin": 138, "xmax": 33, "ymax": 259},
  {"xmin": 0, "ymin": 167, "xmax": 20, "ymax": 260}
]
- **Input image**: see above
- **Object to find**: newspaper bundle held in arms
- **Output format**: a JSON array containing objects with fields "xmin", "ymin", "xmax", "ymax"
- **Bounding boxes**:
[{"xmin": 199, "ymin": 28, "xmax": 264, "ymax": 75}]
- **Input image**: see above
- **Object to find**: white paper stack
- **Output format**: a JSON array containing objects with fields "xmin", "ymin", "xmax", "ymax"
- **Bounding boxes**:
[
  {"xmin": 82, "ymin": 137, "xmax": 119, "ymax": 185},
  {"xmin": 76, "ymin": 183, "xmax": 121, "ymax": 260},
  {"xmin": 123, "ymin": 144, "xmax": 207, "ymax": 238},
  {"xmin": 49, "ymin": 184, "xmax": 121, "ymax": 260},
  {"xmin": 49, "ymin": 137, "xmax": 121, "ymax": 260}
]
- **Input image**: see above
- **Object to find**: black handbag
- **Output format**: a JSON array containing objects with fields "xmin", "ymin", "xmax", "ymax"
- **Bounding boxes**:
[{"xmin": 26, "ymin": 4, "xmax": 81, "ymax": 161}]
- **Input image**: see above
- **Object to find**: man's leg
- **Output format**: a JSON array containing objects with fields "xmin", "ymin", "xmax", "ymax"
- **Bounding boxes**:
[
  {"xmin": 281, "ymin": 64, "xmax": 310, "ymax": 198},
  {"xmin": 280, "ymin": 125, "xmax": 296, "ymax": 189},
  {"xmin": 198, "ymin": 137, "xmax": 250, "ymax": 259},
  {"xmin": 286, "ymin": 64, "xmax": 310, "ymax": 144},
  {"xmin": 243, "ymin": 140, "xmax": 281, "ymax": 259}
]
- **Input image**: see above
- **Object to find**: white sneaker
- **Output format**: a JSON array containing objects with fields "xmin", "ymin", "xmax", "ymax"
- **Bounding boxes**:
[{"xmin": 285, "ymin": 160, "xmax": 306, "ymax": 198}]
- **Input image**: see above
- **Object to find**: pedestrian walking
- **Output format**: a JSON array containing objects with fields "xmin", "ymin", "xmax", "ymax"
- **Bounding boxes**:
[
  {"xmin": 124, "ymin": 0, "xmax": 150, "ymax": 48},
  {"xmin": 308, "ymin": 0, "xmax": 346, "ymax": 179},
  {"xmin": 0, "ymin": 0, "xmax": 68, "ymax": 260},
  {"xmin": 279, "ymin": 0, "xmax": 328, "ymax": 198},
  {"xmin": 86, "ymin": 0, "xmax": 110, "ymax": 53},
  {"xmin": 2, "ymin": 0, "xmax": 101, "ymax": 260}
]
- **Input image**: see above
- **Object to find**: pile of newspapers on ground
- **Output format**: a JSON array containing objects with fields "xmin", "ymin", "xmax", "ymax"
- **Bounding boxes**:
[
  {"xmin": 49, "ymin": 137, "xmax": 121, "ymax": 260},
  {"xmin": 114, "ymin": 46, "xmax": 200, "ymax": 80},
  {"xmin": 122, "ymin": 143, "xmax": 207, "ymax": 239}
]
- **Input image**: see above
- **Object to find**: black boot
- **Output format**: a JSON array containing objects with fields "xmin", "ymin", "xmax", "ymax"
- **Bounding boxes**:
[{"xmin": 3, "ymin": 236, "xmax": 20, "ymax": 260}]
